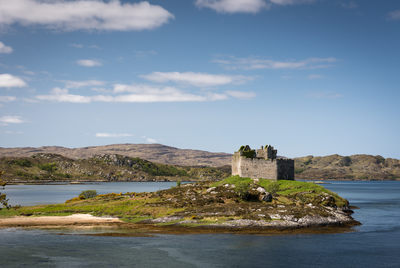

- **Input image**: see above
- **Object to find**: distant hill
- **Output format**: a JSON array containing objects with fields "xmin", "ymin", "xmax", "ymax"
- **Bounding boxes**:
[
  {"xmin": 0, "ymin": 144, "xmax": 231, "ymax": 167},
  {"xmin": 295, "ymin": 154, "xmax": 400, "ymax": 180},
  {"xmin": 0, "ymin": 153, "xmax": 231, "ymax": 183},
  {"xmin": 1, "ymin": 144, "xmax": 399, "ymax": 180}
]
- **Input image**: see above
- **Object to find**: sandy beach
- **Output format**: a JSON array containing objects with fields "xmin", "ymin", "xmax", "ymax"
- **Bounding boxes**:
[{"xmin": 0, "ymin": 214, "xmax": 123, "ymax": 228}]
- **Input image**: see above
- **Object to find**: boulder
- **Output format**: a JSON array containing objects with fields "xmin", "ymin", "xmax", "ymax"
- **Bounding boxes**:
[{"xmin": 259, "ymin": 192, "xmax": 272, "ymax": 202}]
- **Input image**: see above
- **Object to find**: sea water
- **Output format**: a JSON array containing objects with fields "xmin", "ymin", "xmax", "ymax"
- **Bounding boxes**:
[{"xmin": 0, "ymin": 181, "xmax": 399, "ymax": 267}]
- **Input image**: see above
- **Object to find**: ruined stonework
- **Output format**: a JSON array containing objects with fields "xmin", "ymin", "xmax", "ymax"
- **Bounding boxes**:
[{"xmin": 232, "ymin": 145, "xmax": 294, "ymax": 181}]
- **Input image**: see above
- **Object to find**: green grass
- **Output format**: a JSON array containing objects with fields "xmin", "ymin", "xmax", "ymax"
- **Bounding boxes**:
[
  {"xmin": 0, "ymin": 194, "xmax": 183, "ymax": 219},
  {"xmin": 211, "ymin": 176, "xmax": 348, "ymax": 208}
]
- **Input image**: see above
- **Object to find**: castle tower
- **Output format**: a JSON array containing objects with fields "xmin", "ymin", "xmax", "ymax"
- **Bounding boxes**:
[{"xmin": 232, "ymin": 145, "xmax": 294, "ymax": 181}]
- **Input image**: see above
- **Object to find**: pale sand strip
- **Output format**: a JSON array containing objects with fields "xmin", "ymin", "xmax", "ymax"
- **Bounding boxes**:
[{"xmin": 0, "ymin": 214, "xmax": 122, "ymax": 227}]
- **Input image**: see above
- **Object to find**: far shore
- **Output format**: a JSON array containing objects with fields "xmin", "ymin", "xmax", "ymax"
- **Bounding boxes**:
[{"xmin": 5, "ymin": 178, "xmax": 400, "ymax": 185}]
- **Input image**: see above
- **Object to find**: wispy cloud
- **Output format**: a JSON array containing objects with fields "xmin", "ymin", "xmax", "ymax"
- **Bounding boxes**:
[
  {"xmin": 95, "ymin": 133, "xmax": 133, "ymax": 138},
  {"xmin": 0, "ymin": 41, "xmax": 12, "ymax": 54},
  {"xmin": 270, "ymin": 0, "xmax": 315, "ymax": 5},
  {"xmin": 0, "ymin": 115, "xmax": 24, "ymax": 125},
  {"xmin": 35, "ymin": 84, "xmax": 255, "ymax": 103},
  {"xmin": 308, "ymin": 91, "xmax": 343, "ymax": 99},
  {"xmin": 307, "ymin": 74, "xmax": 324, "ymax": 80},
  {"xmin": 195, "ymin": 0, "xmax": 316, "ymax": 13},
  {"xmin": 388, "ymin": 10, "xmax": 400, "ymax": 20},
  {"xmin": 143, "ymin": 136, "xmax": 158, "ymax": 143},
  {"xmin": 0, "ymin": 0, "xmax": 174, "ymax": 31},
  {"xmin": 195, "ymin": 0, "xmax": 270, "ymax": 14},
  {"xmin": 214, "ymin": 56, "xmax": 337, "ymax": 70},
  {"xmin": 225, "ymin": 90, "xmax": 256, "ymax": 99},
  {"xmin": 0, "ymin": 74, "xmax": 27, "ymax": 88},
  {"xmin": 70, "ymin": 43, "xmax": 100, "ymax": 49},
  {"xmin": 36, "ymin": 88, "xmax": 92, "ymax": 103},
  {"xmin": 0, "ymin": 96, "xmax": 16, "ymax": 102},
  {"xmin": 141, "ymin": 72, "xmax": 252, "ymax": 87},
  {"xmin": 76, "ymin": 59, "xmax": 102, "ymax": 67},
  {"xmin": 63, "ymin": 80, "xmax": 105, "ymax": 89}
]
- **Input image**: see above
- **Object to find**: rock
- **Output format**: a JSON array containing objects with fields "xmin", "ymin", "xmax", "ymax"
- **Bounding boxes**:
[
  {"xmin": 259, "ymin": 192, "xmax": 272, "ymax": 202},
  {"xmin": 256, "ymin": 187, "xmax": 266, "ymax": 194},
  {"xmin": 206, "ymin": 187, "xmax": 216, "ymax": 193}
]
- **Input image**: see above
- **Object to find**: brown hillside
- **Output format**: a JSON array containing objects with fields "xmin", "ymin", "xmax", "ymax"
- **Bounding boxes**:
[{"xmin": 0, "ymin": 144, "xmax": 231, "ymax": 167}]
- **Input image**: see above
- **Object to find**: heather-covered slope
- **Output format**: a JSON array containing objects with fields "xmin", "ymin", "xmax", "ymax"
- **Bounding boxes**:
[
  {"xmin": 0, "ymin": 144, "xmax": 231, "ymax": 167},
  {"xmin": 0, "ymin": 154, "xmax": 230, "ymax": 183},
  {"xmin": 295, "ymin": 154, "xmax": 400, "ymax": 180}
]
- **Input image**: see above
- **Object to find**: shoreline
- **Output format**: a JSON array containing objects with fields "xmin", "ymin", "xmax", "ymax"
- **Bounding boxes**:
[
  {"xmin": 0, "ymin": 214, "xmax": 360, "ymax": 235},
  {"xmin": 5, "ymin": 178, "xmax": 400, "ymax": 185}
]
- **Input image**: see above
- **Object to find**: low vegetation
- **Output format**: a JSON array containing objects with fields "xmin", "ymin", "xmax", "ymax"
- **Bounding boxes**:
[
  {"xmin": 0, "ymin": 154, "xmax": 230, "ymax": 183},
  {"xmin": 295, "ymin": 154, "xmax": 400, "ymax": 180},
  {"xmin": 0, "ymin": 171, "xmax": 9, "ymax": 209},
  {"xmin": 0, "ymin": 176, "xmax": 352, "ymax": 228}
]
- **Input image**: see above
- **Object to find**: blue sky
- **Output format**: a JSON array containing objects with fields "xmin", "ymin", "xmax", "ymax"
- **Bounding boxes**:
[{"xmin": 0, "ymin": 0, "xmax": 399, "ymax": 158}]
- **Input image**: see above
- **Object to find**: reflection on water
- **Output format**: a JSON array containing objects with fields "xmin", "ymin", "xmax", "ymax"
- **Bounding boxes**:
[{"xmin": 1, "ymin": 181, "xmax": 399, "ymax": 267}]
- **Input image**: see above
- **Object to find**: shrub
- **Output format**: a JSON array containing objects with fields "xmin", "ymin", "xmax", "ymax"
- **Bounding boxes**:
[
  {"xmin": 340, "ymin": 156, "xmax": 352, "ymax": 167},
  {"xmin": 264, "ymin": 182, "xmax": 280, "ymax": 194},
  {"xmin": 176, "ymin": 180, "xmax": 181, "ymax": 187},
  {"xmin": 39, "ymin": 163, "xmax": 57, "ymax": 172},
  {"xmin": 295, "ymin": 168, "xmax": 305, "ymax": 174},
  {"xmin": 79, "ymin": 190, "xmax": 98, "ymax": 199},
  {"xmin": 11, "ymin": 159, "xmax": 32, "ymax": 167}
]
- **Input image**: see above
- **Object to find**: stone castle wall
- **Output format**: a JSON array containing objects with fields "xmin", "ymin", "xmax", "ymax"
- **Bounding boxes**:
[{"xmin": 232, "ymin": 152, "xmax": 294, "ymax": 181}]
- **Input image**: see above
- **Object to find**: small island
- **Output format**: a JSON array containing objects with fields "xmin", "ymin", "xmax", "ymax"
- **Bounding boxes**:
[{"xmin": 0, "ymin": 145, "xmax": 359, "ymax": 234}]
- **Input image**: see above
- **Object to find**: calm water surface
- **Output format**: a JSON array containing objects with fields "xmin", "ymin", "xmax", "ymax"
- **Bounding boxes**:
[
  {"xmin": 0, "ymin": 181, "xmax": 399, "ymax": 267},
  {"xmin": 3, "ymin": 182, "xmax": 179, "ymax": 206}
]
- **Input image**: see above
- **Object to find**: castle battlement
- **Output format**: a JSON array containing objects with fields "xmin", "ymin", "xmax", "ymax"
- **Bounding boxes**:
[{"xmin": 232, "ymin": 145, "xmax": 294, "ymax": 181}]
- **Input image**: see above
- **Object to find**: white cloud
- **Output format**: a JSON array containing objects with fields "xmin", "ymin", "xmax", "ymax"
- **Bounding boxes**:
[
  {"xmin": 195, "ymin": 0, "xmax": 316, "ymax": 13},
  {"xmin": 143, "ymin": 136, "xmax": 158, "ymax": 143},
  {"xmin": 95, "ymin": 133, "xmax": 133, "ymax": 138},
  {"xmin": 0, "ymin": 96, "xmax": 16, "ymax": 102},
  {"xmin": 0, "ymin": 74, "xmax": 27, "ymax": 88},
  {"xmin": 36, "ymin": 88, "xmax": 92, "ymax": 103},
  {"xmin": 35, "ymin": 84, "xmax": 253, "ymax": 103},
  {"xmin": 70, "ymin": 43, "xmax": 100, "ymax": 49},
  {"xmin": 214, "ymin": 56, "xmax": 336, "ymax": 70},
  {"xmin": 141, "ymin": 72, "xmax": 251, "ymax": 87},
  {"xmin": 0, "ymin": 115, "xmax": 24, "ymax": 124},
  {"xmin": 388, "ymin": 10, "xmax": 400, "ymax": 20},
  {"xmin": 63, "ymin": 80, "xmax": 105, "ymax": 89},
  {"xmin": 0, "ymin": 41, "xmax": 13, "ymax": 54},
  {"xmin": 112, "ymin": 84, "xmax": 212, "ymax": 102},
  {"xmin": 0, "ymin": 0, "xmax": 174, "ymax": 31},
  {"xmin": 76, "ymin": 59, "xmax": 102, "ymax": 67},
  {"xmin": 195, "ymin": 0, "xmax": 269, "ymax": 14},
  {"xmin": 225, "ymin": 90, "xmax": 256, "ymax": 99},
  {"xmin": 270, "ymin": 0, "xmax": 315, "ymax": 5}
]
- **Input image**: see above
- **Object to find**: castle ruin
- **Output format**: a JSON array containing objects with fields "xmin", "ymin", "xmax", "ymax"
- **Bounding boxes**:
[{"xmin": 232, "ymin": 145, "xmax": 294, "ymax": 181}]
